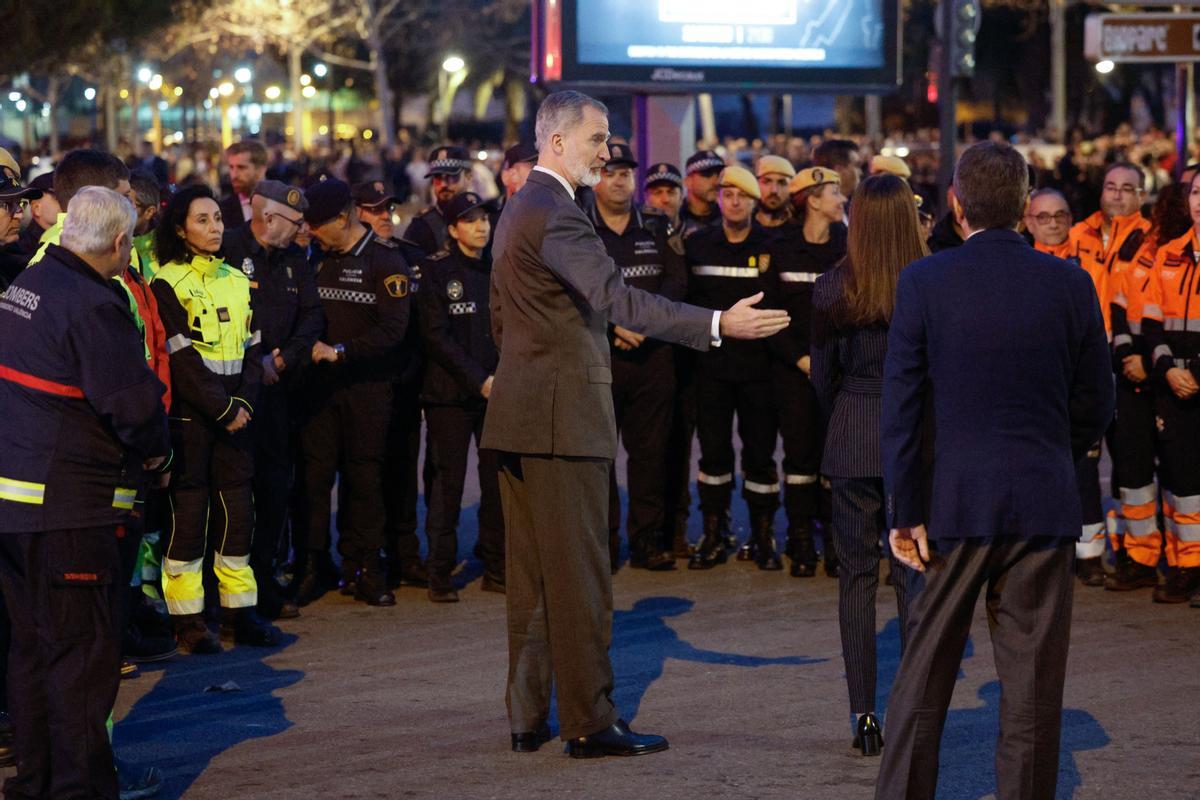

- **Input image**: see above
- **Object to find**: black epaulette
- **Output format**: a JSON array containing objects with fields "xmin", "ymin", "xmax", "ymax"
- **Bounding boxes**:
[
  {"xmin": 373, "ymin": 236, "xmax": 398, "ymax": 249},
  {"xmin": 426, "ymin": 250, "xmax": 451, "ymax": 262},
  {"xmin": 1118, "ymin": 228, "xmax": 1145, "ymax": 263},
  {"xmin": 418, "ymin": 206, "xmax": 438, "ymax": 219}
]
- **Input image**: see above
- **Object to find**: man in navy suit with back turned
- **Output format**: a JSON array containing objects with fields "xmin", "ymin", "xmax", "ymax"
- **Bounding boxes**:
[{"xmin": 877, "ymin": 141, "xmax": 1114, "ymax": 800}]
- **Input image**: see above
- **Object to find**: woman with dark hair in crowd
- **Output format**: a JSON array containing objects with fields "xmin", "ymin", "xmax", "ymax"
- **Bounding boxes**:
[
  {"xmin": 810, "ymin": 173, "xmax": 928, "ymax": 756},
  {"xmin": 150, "ymin": 185, "xmax": 279, "ymax": 652}
]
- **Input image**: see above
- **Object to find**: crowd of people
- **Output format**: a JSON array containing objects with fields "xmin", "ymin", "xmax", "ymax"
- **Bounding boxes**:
[{"xmin": 0, "ymin": 105, "xmax": 1196, "ymax": 797}]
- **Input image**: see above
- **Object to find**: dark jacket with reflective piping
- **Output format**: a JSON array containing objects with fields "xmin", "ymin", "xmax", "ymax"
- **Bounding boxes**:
[
  {"xmin": 590, "ymin": 203, "xmax": 687, "ymax": 365},
  {"xmin": 762, "ymin": 220, "xmax": 847, "ymax": 365},
  {"xmin": 418, "ymin": 241, "xmax": 497, "ymax": 406},
  {"xmin": 312, "ymin": 229, "xmax": 413, "ymax": 385},
  {"xmin": 684, "ymin": 222, "xmax": 777, "ymax": 382},
  {"xmin": 405, "ymin": 204, "xmax": 449, "ymax": 256},
  {"xmin": 151, "ymin": 253, "xmax": 263, "ymax": 423},
  {"xmin": 0, "ymin": 244, "xmax": 170, "ymax": 532},
  {"xmin": 221, "ymin": 225, "xmax": 325, "ymax": 378}
]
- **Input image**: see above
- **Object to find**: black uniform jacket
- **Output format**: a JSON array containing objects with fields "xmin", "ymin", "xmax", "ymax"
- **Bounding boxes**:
[
  {"xmin": 418, "ymin": 241, "xmax": 498, "ymax": 405},
  {"xmin": 0, "ymin": 245, "xmax": 169, "ymax": 531}
]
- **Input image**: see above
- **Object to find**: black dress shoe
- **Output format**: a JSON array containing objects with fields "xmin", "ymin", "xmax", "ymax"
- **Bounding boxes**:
[
  {"xmin": 1075, "ymin": 556, "xmax": 1105, "ymax": 587},
  {"xmin": 566, "ymin": 719, "xmax": 669, "ymax": 759},
  {"xmin": 629, "ymin": 544, "xmax": 676, "ymax": 571},
  {"xmin": 511, "ymin": 722, "xmax": 552, "ymax": 752},
  {"xmin": 427, "ymin": 586, "xmax": 460, "ymax": 603},
  {"xmin": 851, "ymin": 712, "xmax": 883, "ymax": 757},
  {"xmin": 395, "ymin": 560, "xmax": 430, "ymax": 588},
  {"xmin": 481, "ymin": 571, "xmax": 506, "ymax": 594}
]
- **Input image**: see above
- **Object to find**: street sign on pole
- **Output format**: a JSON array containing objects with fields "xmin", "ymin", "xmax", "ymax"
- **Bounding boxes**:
[{"xmin": 1084, "ymin": 13, "xmax": 1200, "ymax": 63}]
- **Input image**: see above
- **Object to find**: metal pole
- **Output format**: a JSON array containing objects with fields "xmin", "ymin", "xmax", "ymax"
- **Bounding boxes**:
[
  {"xmin": 866, "ymin": 95, "xmax": 882, "ymax": 144},
  {"xmin": 1178, "ymin": 63, "xmax": 1191, "ymax": 179},
  {"xmin": 937, "ymin": 0, "xmax": 957, "ymax": 217},
  {"xmin": 1050, "ymin": 0, "xmax": 1067, "ymax": 140}
]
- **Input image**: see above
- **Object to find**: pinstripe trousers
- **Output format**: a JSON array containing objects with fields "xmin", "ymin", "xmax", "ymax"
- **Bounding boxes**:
[{"xmin": 829, "ymin": 477, "xmax": 915, "ymax": 714}]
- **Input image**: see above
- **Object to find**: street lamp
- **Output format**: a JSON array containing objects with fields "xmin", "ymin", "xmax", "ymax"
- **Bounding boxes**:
[
  {"xmin": 219, "ymin": 82, "xmax": 235, "ymax": 97},
  {"xmin": 1095, "ymin": 60, "xmax": 1115, "ymax": 75},
  {"xmin": 148, "ymin": 74, "xmax": 163, "ymax": 92},
  {"xmin": 234, "ymin": 67, "xmax": 252, "ymax": 84},
  {"xmin": 313, "ymin": 63, "xmax": 328, "ymax": 78},
  {"xmin": 83, "ymin": 87, "xmax": 96, "ymax": 101},
  {"xmin": 137, "ymin": 66, "xmax": 153, "ymax": 84},
  {"xmin": 438, "ymin": 56, "xmax": 467, "ymax": 139},
  {"xmin": 265, "ymin": 85, "xmax": 282, "ymax": 101},
  {"xmin": 7, "ymin": 92, "xmax": 19, "ymax": 102},
  {"xmin": 442, "ymin": 55, "xmax": 465, "ymax": 73}
]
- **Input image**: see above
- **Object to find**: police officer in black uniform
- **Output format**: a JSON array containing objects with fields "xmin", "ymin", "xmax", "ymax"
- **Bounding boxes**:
[
  {"xmin": 294, "ymin": 178, "xmax": 414, "ymax": 607},
  {"xmin": 685, "ymin": 165, "xmax": 782, "ymax": 570},
  {"xmin": 588, "ymin": 144, "xmax": 686, "ymax": 572},
  {"xmin": 222, "ymin": 180, "xmax": 324, "ymax": 618},
  {"xmin": 681, "ymin": 150, "xmax": 724, "ymax": 237},
  {"xmin": 405, "ymin": 145, "xmax": 474, "ymax": 256},
  {"xmin": 418, "ymin": 192, "xmax": 505, "ymax": 602},
  {"xmin": 764, "ymin": 167, "xmax": 847, "ymax": 577},
  {"xmin": 643, "ymin": 162, "xmax": 685, "ymax": 237},
  {"xmin": 353, "ymin": 181, "xmax": 431, "ymax": 589}
]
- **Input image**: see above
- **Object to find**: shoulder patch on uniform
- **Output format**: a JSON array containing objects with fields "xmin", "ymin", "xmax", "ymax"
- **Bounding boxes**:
[
  {"xmin": 426, "ymin": 251, "xmax": 450, "ymax": 262},
  {"xmin": 758, "ymin": 253, "xmax": 771, "ymax": 273},
  {"xmin": 373, "ymin": 237, "xmax": 398, "ymax": 249},
  {"xmin": 240, "ymin": 257, "xmax": 255, "ymax": 278},
  {"xmin": 447, "ymin": 279, "xmax": 464, "ymax": 301},
  {"xmin": 384, "ymin": 273, "xmax": 409, "ymax": 298}
]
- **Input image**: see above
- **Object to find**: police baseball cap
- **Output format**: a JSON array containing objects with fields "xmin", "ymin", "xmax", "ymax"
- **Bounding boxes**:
[
  {"xmin": 686, "ymin": 150, "xmax": 725, "ymax": 176},
  {"xmin": 717, "ymin": 165, "xmax": 761, "ymax": 200},
  {"xmin": 425, "ymin": 145, "xmax": 473, "ymax": 178},
  {"xmin": 303, "ymin": 177, "xmax": 352, "ymax": 227},
  {"xmin": 789, "ymin": 166, "xmax": 841, "ymax": 195},
  {"xmin": 351, "ymin": 181, "xmax": 397, "ymax": 209},
  {"xmin": 643, "ymin": 163, "xmax": 683, "ymax": 190},
  {"xmin": 605, "ymin": 143, "xmax": 638, "ymax": 170},
  {"xmin": 502, "ymin": 143, "xmax": 538, "ymax": 170},
  {"xmin": 29, "ymin": 172, "xmax": 55, "ymax": 194},
  {"xmin": 0, "ymin": 169, "xmax": 41, "ymax": 202},
  {"xmin": 756, "ymin": 155, "xmax": 796, "ymax": 180},
  {"xmin": 870, "ymin": 154, "xmax": 911, "ymax": 179},
  {"xmin": 254, "ymin": 179, "xmax": 308, "ymax": 214},
  {"xmin": 444, "ymin": 191, "xmax": 490, "ymax": 225}
]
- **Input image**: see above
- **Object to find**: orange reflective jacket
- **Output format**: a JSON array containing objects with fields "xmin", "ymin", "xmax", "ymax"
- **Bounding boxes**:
[{"xmin": 1067, "ymin": 211, "xmax": 1152, "ymax": 332}]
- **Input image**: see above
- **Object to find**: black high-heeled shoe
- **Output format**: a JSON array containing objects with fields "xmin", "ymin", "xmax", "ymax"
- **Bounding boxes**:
[{"xmin": 852, "ymin": 712, "xmax": 883, "ymax": 757}]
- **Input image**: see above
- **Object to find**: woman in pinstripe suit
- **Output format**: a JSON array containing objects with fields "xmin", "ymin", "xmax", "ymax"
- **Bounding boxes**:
[{"xmin": 810, "ymin": 174, "xmax": 928, "ymax": 756}]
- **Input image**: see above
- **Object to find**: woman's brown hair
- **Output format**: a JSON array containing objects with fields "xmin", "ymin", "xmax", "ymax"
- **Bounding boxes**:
[{"xmin": 840, "ymin": 174, "xmax": 929, "ymax": 326}]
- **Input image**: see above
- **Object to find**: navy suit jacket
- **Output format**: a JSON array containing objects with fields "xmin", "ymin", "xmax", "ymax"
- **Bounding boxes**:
[{"xmin": 881, "ymin": 228, "xmax": 1114, "ymax": 541}]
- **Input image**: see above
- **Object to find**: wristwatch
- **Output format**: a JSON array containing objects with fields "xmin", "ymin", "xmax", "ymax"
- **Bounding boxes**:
[{"xmin": 333, "ymin": 343, "xmax": 345, "ymax": 361}]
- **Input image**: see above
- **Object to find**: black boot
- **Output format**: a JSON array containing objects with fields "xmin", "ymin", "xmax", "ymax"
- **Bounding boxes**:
[
  {"xmin": 172, "ymin": 614, "xmax": 221, "ymax": 655},
  {"xmin": 355, "ymin": 553, "xmax": 396, "ymax": 606},
  {"xmin": 339, "ymin": 559, "xmax": 361, "ymax": 596},
  {"xmin": 819, "ymin": 523, "xmax": 839, "ymax": 577},
  {"xmin": 293, "ymin": 553, "xmax": 325, "ymax": 607},
  {"xmin": 751, "ymin": 514, "xmax": 782, "ymax": 571},
  {"xmin": 787, "ymin": 520, "xmax": 818, "ymax": 578},
  {"xmin": 671, "ymin": 516, "xmax": 692, "ymax": 559},
  {"xmin": 629, "ymin": 533, "xmax": 675, "ymax": 571},
  {"xmin": 220, "ymin": 607, "xmax": 282, "ymax": 647},
  {"xmin": 688, "ymin": 513, "xmax": 729, "ymax": 570}
]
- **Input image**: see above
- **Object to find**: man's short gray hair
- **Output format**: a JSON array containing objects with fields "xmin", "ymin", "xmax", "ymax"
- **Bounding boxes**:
[
  {"xmin": 535, "ymin": 91, "xmax": 609, "ymax": 152},
  {"xmin": 60, "ymin": 186, "xmax": 137, "ymax": 256}
]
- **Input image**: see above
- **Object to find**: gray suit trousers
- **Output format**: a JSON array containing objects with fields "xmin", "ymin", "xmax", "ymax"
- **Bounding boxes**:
[
  {"xmin": 875, "ymin": 536, "xmax": 1075, "ymax": 800},
  {"xmin": 499, "ymin": 452, "xmax": 621, "ymax": 740}
]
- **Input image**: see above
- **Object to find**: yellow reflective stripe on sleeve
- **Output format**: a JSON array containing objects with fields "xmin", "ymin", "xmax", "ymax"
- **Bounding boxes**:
[
  {"xmin": 0, "ymin": 477, "xmax": 46, "ymax": 505},
  {"xmin": 112, "ymin": 486, "xmax": 138, "ymax": 510}
]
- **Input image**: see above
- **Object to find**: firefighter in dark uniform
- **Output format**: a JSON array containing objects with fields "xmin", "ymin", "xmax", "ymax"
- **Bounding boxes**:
[
  {"xmin": 0, "ymin": 188, "xmax": 170, "ymax": 798},
  {"xmin": 353, "ymin": 181, "xmax": 431, "ymax": 589},
  {"xmin": 294, "ymin": 179, "xmax": 413, "ymax": 607},
  {"xmin": 588, "ymin": 144, "xmax": 686, "ymax": 572},
  {"xmin": 151, "ymin": 185, "xmax": 280, "ymax": 652},
  {"xmin": 221, "ymin": 180, "xmax": 324, "ymax": 620},
  {"xmin": 765, "ymin": 167, "xmax": 848, "ymax": 577},
  {"xmin": 405, "ymin": 145, "xmax": 474, "ymax": 256},
  {"xmin": 685, "ymin": 165, "xmax": 782, "ymax": 569},
  {"xmin": 418, "ymin": 192, "xmax": 505, "ymax": 602}
]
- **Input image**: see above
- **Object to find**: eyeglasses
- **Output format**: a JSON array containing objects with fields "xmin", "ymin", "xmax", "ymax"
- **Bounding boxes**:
[
  {"xmin": 1103, "ymin": 183, "xmax": 1140, "ymax": 196},
  {"xmin": 0, "ymin": 199, "xmax": 28, "ymax": 215},
  {"xmin": 267, "ymin": 211, "xmax": 305, "ymax": 229},
  {"xmin": 433, "ymin": 172, "xmax": 463, "ymax": 185},
  {"xmin": 1027, "ymin": 211, "xmax": 1071, "ymax": 225}
]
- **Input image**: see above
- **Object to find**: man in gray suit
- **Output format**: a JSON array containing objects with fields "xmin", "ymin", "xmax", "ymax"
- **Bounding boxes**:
[{"xmin": 482, "ymin": 91, "xmax": 789, "ymax": 758}]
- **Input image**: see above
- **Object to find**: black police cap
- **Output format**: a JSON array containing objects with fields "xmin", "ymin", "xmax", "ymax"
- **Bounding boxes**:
[{"xmin": 303, "ymin": 177, "xmax": 351, "ymax": 227}]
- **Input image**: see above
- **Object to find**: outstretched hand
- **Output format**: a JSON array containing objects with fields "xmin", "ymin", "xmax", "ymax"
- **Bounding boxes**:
[{"xmin": 719, "ymin": 292, "xmax": 790, "ymax": 340}]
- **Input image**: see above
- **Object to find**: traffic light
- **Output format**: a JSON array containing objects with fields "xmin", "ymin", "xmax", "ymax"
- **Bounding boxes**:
[{"xmin": 949, "ymin": 0, "xmax": 982, "ymax": 77}]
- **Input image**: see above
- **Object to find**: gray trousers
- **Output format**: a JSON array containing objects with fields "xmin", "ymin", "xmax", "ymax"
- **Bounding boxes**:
[
  {"xmin": 498, "ymin": 452, "xmax": 621, "ymax": 740},
  {"xmin": 875, "ymin": 536, "xmax": 1075, "ymax": 800}
]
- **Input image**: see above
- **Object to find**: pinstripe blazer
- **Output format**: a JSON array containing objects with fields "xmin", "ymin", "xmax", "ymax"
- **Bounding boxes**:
[{"xmin": 811, "ymin": 264, "xmax": 888, "ymax": 478}]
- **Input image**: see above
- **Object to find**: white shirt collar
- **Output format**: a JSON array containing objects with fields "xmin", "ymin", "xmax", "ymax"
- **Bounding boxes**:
[{"xmin": 533, "ymin": 165, "xmax": 575, "ymax": 200}]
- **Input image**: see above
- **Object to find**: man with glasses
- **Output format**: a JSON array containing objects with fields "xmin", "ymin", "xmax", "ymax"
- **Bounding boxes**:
[
  {"xmin": 223, "ymin": 180, "xmax": 324, "ymax": 620},
  {"xmin": 405, "ymin": 145, "xmax": 473, "ymax": 256},
  {"xmin": 128, "ymin": 170, "xmax": 162, "ymax": 279},
  {"xmin": 1025, "ymin": 188, "xmax": 1073, "ymax": 258},
  {"xmin": 1066, "ymin": 162, "xmax": 1152, "ymax": 587}
]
